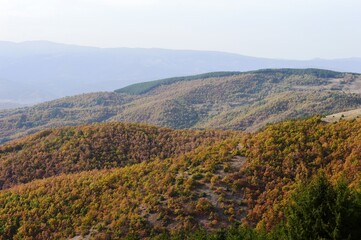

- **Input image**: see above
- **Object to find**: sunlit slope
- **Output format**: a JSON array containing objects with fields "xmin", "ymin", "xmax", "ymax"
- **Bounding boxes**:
[
  {"xmin": 0, "ymin": 117, "xmax": 360, "ymax": 239},
  {"xmin": 0, "ymin": 122, "xmax": 236, "ymax": 189}
]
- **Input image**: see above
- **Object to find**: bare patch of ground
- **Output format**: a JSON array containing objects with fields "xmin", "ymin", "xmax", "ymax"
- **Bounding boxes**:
[{"xmin": 322, "ymin": 108, "xmax": 361, "ymax": 123}]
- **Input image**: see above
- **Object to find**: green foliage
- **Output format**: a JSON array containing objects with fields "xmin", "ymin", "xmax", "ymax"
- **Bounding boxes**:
[
  {"xmin": 163, "ymin": 226, "xmax": 268, "ymax": 240},
  {"xmin": 253, "ymin": 68, "xmax": 343, "ymax": 78},
  {"xmin": 116, "ymin": 69, "xmax": 343, "ymax": 95},
  {"xmin": 239, "ymin": 117, "xmax": 361, "ymax": 228},
  {"xmin": 284, "ymin": 173, "xmax": 361, "ymax": 240},
  {"xmin": 115, "ymin": 72, "xmax": 242, "ymax": 95}
]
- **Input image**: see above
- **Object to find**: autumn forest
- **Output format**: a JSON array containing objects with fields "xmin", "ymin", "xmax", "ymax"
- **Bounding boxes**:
[{"xmin": 0, "ymin": 115, "xmax": 361, "ymax": 239}]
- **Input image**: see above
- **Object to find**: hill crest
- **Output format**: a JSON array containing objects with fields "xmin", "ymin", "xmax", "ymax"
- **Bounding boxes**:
[{"xmin": 1, "ymin": 68, "xmax": 361, "ymax": 144}]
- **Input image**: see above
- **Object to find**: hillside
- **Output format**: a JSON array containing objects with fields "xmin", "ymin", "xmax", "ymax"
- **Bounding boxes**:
[
  {"xmin": 0, "ymin": 117, "xmax": 360, "ymax": 239},
  {"xmin": 322, "ymin": 107, "xmax": 361, "ymax": 122},
  {"xmin": 2, "ymin": 41, "xmax": 361, "ymax": 105},
  {"xmin": 1, "ymin": 69, "xmax": 361, "ymax": 144},
  {"xmin": 0, "ymin": 122, "xmax": 236, "ymax": 190},
  {"xmin": 0, "ymin": 92, "xmax": 134, "ymax": 143}
]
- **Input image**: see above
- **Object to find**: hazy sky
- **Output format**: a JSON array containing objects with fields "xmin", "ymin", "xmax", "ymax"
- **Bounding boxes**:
[{"xmin": 0, "ymin": 0, "xmax": 360, "ymax": 59}]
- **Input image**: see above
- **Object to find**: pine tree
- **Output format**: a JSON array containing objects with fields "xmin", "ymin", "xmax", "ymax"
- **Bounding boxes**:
[{"xmin": 285, "ymin": 173, "xmax": 361, "ymax": 240}]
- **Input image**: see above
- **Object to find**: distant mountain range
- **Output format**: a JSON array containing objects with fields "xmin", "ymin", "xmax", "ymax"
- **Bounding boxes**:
[
  {"xmin": 0, "ymin": 101, "xmax": 25, "ymax": 110},
  {"xmin": 1, "ymin": 41, "xmax": 361, "ymax": 106}
]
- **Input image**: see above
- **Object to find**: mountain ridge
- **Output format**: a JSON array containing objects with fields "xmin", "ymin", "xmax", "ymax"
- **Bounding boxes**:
[
  {"xmin": 1, "ymin": 41, "xmax": 361, "ymax": 105},
  {"xmin": 1, "ymin": 68, "xmax": 361, "ymax": 144},
  {"xmin": 116, "ymin": 68, "xmax": 345, "ymax": 95}
]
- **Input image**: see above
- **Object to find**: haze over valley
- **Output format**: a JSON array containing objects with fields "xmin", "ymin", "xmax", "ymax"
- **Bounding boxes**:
[{"xmin": 1, "ymin": 41, "xmax": 361, "ymax": 107}]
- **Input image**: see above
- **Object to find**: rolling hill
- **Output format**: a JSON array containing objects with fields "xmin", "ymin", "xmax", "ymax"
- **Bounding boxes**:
[
  {"xmin": 322, "ymin": 107, "xmax": 361, "ymax": 122},
  {"xmin": 0, "ymin": 122, "xmax": 237, "ymax": 190},
  {"xmin": 0, "ymin": 117, "xmax": 360, "ymax": 239},
  {"xmin": 1, "ymin": 69, "xmax": 361, "ymax": 144},
  {"xmin": 1, "ymin": 41, "xmax": 361, "ymax": 105}
]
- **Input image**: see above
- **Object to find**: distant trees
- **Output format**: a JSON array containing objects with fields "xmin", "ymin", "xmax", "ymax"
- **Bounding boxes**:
[{"xmin": 2, "ymin": 69, "xmax": 361, "ymax": 144}]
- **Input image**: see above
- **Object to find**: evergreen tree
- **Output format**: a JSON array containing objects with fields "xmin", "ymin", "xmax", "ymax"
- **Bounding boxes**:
[{"xmin": 285, "ymin": 173, "xmax": 361, "ymax": 240}]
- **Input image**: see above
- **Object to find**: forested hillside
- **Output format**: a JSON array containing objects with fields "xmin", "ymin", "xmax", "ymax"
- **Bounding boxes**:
[
  {"xmin": 0, "ymin": 117, "xmax": 360, "ymax": 239},
  {"xmin": 0, "ymin": 122, "xmax": 236, "ymax": 190},
  {"xmin": 1, "ymin": 69, "xmax": 361, "ymax": 144}
]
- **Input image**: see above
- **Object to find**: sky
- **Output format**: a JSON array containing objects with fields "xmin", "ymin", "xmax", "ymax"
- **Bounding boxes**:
[{"xmin": 0, "ymin": 0, "xmax": 360, "ymax": 59}]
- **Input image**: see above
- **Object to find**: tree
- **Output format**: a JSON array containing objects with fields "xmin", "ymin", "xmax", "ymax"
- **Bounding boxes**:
[{"xmin": 284, "ymin": 172, "xmax": 361, "ymax": 240}]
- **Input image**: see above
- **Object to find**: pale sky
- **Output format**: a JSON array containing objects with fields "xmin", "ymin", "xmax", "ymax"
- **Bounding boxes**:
[{"xmin": 0, "ymin": 0, "xmax": 360, "ymax": 59}]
